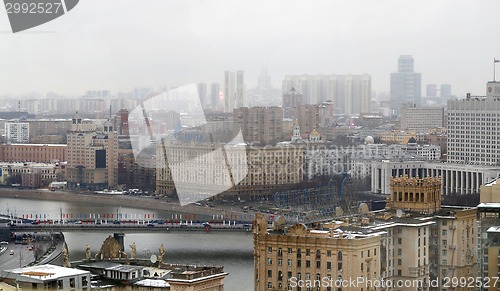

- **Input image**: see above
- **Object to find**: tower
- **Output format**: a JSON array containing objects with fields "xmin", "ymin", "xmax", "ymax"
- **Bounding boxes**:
[
  {"xmin": 224, "ymin": 71, "xmax": 244, "ymax": 112},
  {"xmin": 390, "ymin": 55, "xmax": 422, "ymax": 112}
]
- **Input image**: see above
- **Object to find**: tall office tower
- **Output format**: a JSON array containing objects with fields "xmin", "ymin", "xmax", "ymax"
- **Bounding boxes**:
[
  {"xmin": 258, "ymin": 66, "xmax": 272, "ymax": 90},
  {"xmin": 66, "ymin": 112, "xmax": 118, "ymax": 190},
  {"xmin": 224, "ymin": 71, "xmax": 245, "ymax": 112},
  {"xmin": 390, "ymin": 55, "xmax": 422, "ymax": 111},
  {"xmin": 282, "ymin": 74, "xmax": 371, "ymax": 114},
  {"xmin": 210, "ymin": 83, "xmax": 220, "ymax": 109},
  {"xmin": 447, "ymin": 81, "xmax": 500, "ymax": 166},
  {"xmin": 440, "ymin": 84, "xmax": 452, "ymax": 99},
  {"xmin": 5, "ymin": 121, "xmax": 29, "ymax": 144},
  {"xmin": 233, "ymin": 106, "xmax": 283, "ymax": 144},
  {"xmin": 282, "ymin": 87, "xmax": 303, "ymax": 119},
  {"xmin": 426, "ymin": 84, "xmax": 437, "ymax": 97},
  {"xmin": 196, "ymin": 83, "xmax": 208, "ymax": 109}
]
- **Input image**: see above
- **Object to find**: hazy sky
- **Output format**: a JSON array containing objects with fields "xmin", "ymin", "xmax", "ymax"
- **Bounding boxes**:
[{"xmin": 0, "ymin": 0, "xmax": 499, "ymax": 97}]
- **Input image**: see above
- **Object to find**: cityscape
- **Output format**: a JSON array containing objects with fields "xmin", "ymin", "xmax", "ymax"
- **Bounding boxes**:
[{"xmin": 1, "ymin": 1, "xmax": 500, "ymax": 291}]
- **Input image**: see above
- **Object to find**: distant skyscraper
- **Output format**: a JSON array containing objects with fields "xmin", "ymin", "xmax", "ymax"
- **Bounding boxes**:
[
  {"xmin": 196, "ymin": 83, "xmax": 208, "ymax": 108},
  {"xmin": 426, "ymin": 84, "xmax": 437, "ymax": 97},
  {"xmin": 282, "ymin": 74, "xmax": 371, "ymax": 114},
  {"xmin": 224, "ymin": 71, "xmax": 244, "ymax": 113},
  {"xmin": 210, "ymin": 83, "xmax": 220, "ymax": 110},
  {"xmin": 440, "ymin": 84, "xmax": 452, "ymax": 99},
  {"xmin": 5, "ymin": 121, "xmax": 29, "ymax": 144},
  {"xmin": 257, "ymin": 67, "xmax": 271, "ymax": 90},
  {"xmin": 390, "ymin": 55, "xmax": 422, "ymax": 111}
]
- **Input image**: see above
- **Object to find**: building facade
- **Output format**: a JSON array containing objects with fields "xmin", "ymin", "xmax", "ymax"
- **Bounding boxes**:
[
  {"xmin": 283, "ymin": 74, "xmax": 371, "ymax": 114},
  {"xmin": 447, "ymin": 81, "xmax": 500, "ymax": 166},
  {"xmin": 66, "ymin": 113, "xmax": 118, "ymax": 190},
  {"xmin": 224, "ymin": 70, "xmax": 245, "ymax": 113},
  {"xmin": 400, "ymin": 105, "xmax": 445, "ymax": 132},
  {"xmin": 390, "ymin": 55, "xmax": 422, "ymax": 111},
  {"xmin": 0, "ymin": 143, "xmax": 66, "ymax": 163},
  {"xmin": 253, "ymin": 214, "xmax": 383, "ymax": 291},
  {"xmin": 5, "ymin": 121, "xmax": 29, "ymax": 144},
  {"xmin": 233, "ymin": 107, "xmax": 283, "ymax": 144}
]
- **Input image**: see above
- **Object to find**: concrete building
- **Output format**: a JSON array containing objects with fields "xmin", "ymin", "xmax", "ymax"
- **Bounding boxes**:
[
  {"xmin": 66, "ymin": 113, "xmax": 118, "ymax": 190},
  {"xmin": 25, "ymin": 119, "xmax": 72, "ymax": 144},
  {"xmin": 253, "ymin": 213, "xmax": 384, "ymax": 291},
  {"xmin": 0, "ymin": 143, "xmax": 66, "ymax": 163},
  {"xmin": 1, "ymin": 264, "xmax": 91, "ymax": 291},
  {"xmin": 233, "ymin": 107, "xmax": 283, "ymax": 144},
  {"xmin": 156, "ymin": 142, "xmax": 303, "ymax": 199},
  {"xmin": 283, "ymin": 74, "xmax": 371, "ymax": 114},
  {"xmin": 5, "ymin": 121, "xmax": 29, "ymax": 144},
  {"xmin": 297, "ymin": 104, "xmax": 319, "ymax": 135},
  {"xmin": 210, "ymin": 82, "xmax": 220, "ymax": 110},
  {"xmin": 371, "ymin": 160, "xmax": 500, "ymax": 195},
  {"xmin": 224, "ymin": 70, "xmax": 244, "ymax": 112},
  {"xmin": 390, "ymin": 55, "xmax": 422, "ymax": 111},
  {"xmin": 400, "ymin": 105, "xmax": 445, "ymax": 132},
  {"xmin": 282, "ymin": 87, "xmax": 303, "ymax": 119},
  {"xmin": 447, "ymin": 81, "xmax": 500, "ymax": 166}
]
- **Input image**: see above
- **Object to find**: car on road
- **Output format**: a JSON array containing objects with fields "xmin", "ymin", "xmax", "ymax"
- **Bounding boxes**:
[
  {"xmin": 147, "ymin": 223, "xmax": 155, "ymax": 227},
  {"xmin": 0, "ymin": 241, "xmax": 8, "ymax": 245},
  {"xmin": 75, "ymin": 220, "xmax": 83, "ymax": 224},
  {"xmin": 10, "ymin": 250, "xmax": 14, "ymax": 255},
  {"xmin": 113, "ymin": 220, "xmax": 121, "ymax": 224},
  {"xmin": 179, "ymin": 222, "xmax": 188, "ymax": 228},
  {"xmin": 28, "ymin": 245, "xmax": 34, "ymax": 251}
]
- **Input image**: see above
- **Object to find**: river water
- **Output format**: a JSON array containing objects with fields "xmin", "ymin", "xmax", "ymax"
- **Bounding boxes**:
[{"xmin": 0, "ymin": 197, "xmax": 254, "ymax": 291}]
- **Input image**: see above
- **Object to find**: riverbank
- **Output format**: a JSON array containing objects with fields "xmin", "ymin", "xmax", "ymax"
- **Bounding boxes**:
[{"xmin": 0, "ymin": 188, "xmax": 248, "ymax": 219}]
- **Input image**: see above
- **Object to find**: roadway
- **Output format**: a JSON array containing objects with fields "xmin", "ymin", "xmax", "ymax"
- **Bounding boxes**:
[
  {"xmin": 10, "ymin": 221, "xmax": 253, "ymax": 233},
  {"xmin": 0, "ymin": 242, "xmax": 36, "ymax": 270}
]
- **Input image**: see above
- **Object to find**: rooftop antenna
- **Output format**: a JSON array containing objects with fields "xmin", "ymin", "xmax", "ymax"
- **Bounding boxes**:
[{"xmin": 494, "ymin": 58, "xmax": 499, "ymax": 81}]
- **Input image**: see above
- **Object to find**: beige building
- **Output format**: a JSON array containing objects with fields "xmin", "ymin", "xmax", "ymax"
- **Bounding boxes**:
[
  {"xmin": 233, "ymin": 106, "xmax": 284, "ymax": 145},
  {"xmin": 253, "ymin": 214, "xmax": 384, "ymax": 291},
  {"xmin": 66, "ymin": 113, "xmax": 118, "ymax": 190},
  {"xmin": 400, "ymin": 105, "xmax": 444, "ymax": 132},
  {"xmin": 156, "ymin": 142, "xmax": 303, "ymax": 199}
]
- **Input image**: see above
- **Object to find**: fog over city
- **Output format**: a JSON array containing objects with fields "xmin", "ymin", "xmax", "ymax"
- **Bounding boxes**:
[{"xmin": 0, "ymin": 0, "xmax": 499, "ymax": 96}]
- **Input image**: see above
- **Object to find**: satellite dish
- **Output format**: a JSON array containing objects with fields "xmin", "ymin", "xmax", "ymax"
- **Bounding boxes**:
[
  {"xmin": 150, "ymin": 254, "xmax": 158, "ymax": 264},
  {"xmin": 396, "ymin": 209, "xmax": 403, "ymax": 218}
]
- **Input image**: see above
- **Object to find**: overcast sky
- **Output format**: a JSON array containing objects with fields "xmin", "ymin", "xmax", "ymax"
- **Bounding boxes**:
[{"xmin": 0, "ymin": 0, "xmax": 499, "ymax": 97}]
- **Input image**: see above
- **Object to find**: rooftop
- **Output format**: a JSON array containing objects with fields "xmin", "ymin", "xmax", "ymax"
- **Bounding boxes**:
[{"xmin": 2, "ymin": 264, "xmax": 89, "ymax": 282}]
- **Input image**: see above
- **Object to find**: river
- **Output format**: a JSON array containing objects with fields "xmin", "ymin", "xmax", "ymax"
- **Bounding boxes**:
[{"xmin": 0, "ymin": 197, "xmax": 255, "ymax": 291}]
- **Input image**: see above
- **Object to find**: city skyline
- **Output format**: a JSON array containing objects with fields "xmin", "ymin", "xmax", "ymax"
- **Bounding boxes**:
[{"xmin": 0, "ymin": 1, "xmax": 499, "ymax": 96}]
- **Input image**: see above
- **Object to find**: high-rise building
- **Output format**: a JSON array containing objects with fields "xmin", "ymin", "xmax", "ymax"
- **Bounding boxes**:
[
  {"xmin": 447, "ymin": 81, "xmax": 500, "ymax": 165},
  {"xmin": 258, "ymin": 66, "xmax": 272, "ymax": 90},
  {"xmin": 66, "ymin": 113, "xmax": 118, "ymax": 190},
  {"xmin": 233, "ymin": 107, "xmax": 283, "ymax": 144},
  {"xmin": 5, "ymin": 121, "xmax": 29, "ymax": 144},
  {"xmin": 282, "ymin": 88, "xmax": 303, "ymax": 119},
  {"xmin": 426, "ymin": 84, "xmax": 437, "ymax": 97},
  {"xmin": 196, "ymin": 83, "xmax": 208, "ymax": 109},
  {"xmin": 440, "ymin": 84, "xmax": 452, "ymax": 99},
  {"xmin": 224, "ymin": 71, "xmax": 245, "ymax": 112},
  {"xmin": 296, "ymin": 104, "xmax": 319, "ymax": 135},
  {"xmin": 283, "ymin": 74, "xmax": 371, "ymax": 114},
  {"xmin": 210, "ymin": 83, "xmax": 220, "ymax": 110},
  {"xmin": 390, "ymin": 55, "xmax": 422, "ymax": 111}
]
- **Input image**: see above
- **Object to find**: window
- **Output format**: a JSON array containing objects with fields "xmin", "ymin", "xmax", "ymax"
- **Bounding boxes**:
[
  {"xmin": 398, "ymin": 248, "xmax": 402, "ymax": 255},
  {"xmin": 268, "ymin": 270, "xmax": 272, "ymax": 278},
  {"xmin": 288, "ymin": 259, "xmax": 292, "ymax": 266},
  {"xmin": 398, "ymin": 238, "xmax": 402, "ymax": 244},
  {"xmin": 278, "ymin": 247, "xmax": 283, "ymax": 257},
  {"xmin": 316, "ymin": 261, "xmax": 321, "ymax": 268},
  {"xmin": 268, "ymin": 282, "xmax": 273, "ymax": 289},
  {"xmin": 306, "ymin": 249, "xmax": 311, "ymax": 256},
  {"xmin": 306, "ymin": 260, "xmax": 311, "ymax": 268},
  {"xmin": 278, "ymin": 258, "xmax": 283, "ymax": 266},
  {"xmin": 327, "ymin": 261, "xmax": 332, "ymax": 270},
  {"xmin": 268, "ymin": 247, "xmax": 273, "ymax": 253},
  {"xmin": 69, "ymin": 278, "xmax": 75, "ymax": 289},
  {"xmin": 288, "ymin": 248, "xmax": 293, "ymax": 254}
]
